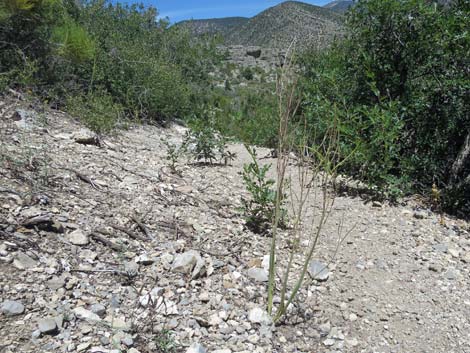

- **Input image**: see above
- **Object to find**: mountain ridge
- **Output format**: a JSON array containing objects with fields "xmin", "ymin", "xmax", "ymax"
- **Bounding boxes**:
[
  {"xmin": 324, "ymin": 0, "xmax": 355, "ymax": 13},
  {"xmin": 177, "ymin": 16, "xmax": 249, "ymax": 38},
  {"xmin": 177, "ymin": 1, "xmax": 344, "ymax": 49}
]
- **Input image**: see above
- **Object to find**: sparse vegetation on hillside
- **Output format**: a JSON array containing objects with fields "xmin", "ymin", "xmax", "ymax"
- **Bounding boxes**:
[
  {"xmin": 177, "ymin": 1, "xmax": 344, "ymax": 50},
  {"xmin": 177, "ymin": 17, "xmax": 249, "ymax": 39},
  {"xmin": 226, "ymin": 1, "xmax": 343, "ymax": 50},
  {"xmin": 324, "ymin": 0, "xmax": 355, "ymax": 13}
]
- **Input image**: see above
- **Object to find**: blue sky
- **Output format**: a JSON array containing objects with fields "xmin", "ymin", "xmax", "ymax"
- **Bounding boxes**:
[{"xmin": 135, "ymin": 1, "xmax": 332, "ymax": 23}]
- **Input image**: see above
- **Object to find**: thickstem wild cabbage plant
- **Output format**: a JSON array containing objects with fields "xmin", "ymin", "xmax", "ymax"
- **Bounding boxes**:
[{"xmin": 267, "ymin": 43, "xmax": 353, "ymax": 322}]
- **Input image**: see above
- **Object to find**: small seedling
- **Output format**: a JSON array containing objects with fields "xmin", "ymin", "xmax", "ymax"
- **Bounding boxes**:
[
  {"xmin": 154, "ymin": 330, "xmax": 177, "ymax": 352},
  {"xmin": 163, "ymin": 140, "xmax": 185, "ymax": 174},
  {"xmin": 222, "ymin": 150, "xmax": 237, "ymax": 166}
]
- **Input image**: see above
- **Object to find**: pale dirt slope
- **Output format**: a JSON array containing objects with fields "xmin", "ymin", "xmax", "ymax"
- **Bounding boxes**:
[{"xmin": 1, "ymin": 97, "xmax": 469, "ymax": 353}]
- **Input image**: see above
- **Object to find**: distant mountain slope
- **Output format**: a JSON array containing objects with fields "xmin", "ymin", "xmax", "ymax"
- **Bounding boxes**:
[
  {"xmin": 323, "ymin": 1, "xmax": 355, "ymax": 13},
  {"xmin": 225, "ymin": 1, "xmax": 343, "ymax": 49},
  {"xmin": 178, "ymin": 17, "xmax": 249, "ymax": 38},
  {"xmin": 176, "ymin": 1, "xmax": 344, "ymax": 49}
]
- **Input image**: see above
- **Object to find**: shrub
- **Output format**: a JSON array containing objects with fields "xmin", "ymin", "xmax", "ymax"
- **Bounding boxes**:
[
  {"xmin": 78, "ymin": 2, "xmax": 193, "ymax": 121},
  {"xmin": 52, "ymin": 19, "xmax": 95, "ymax": 63},
  {"xmin": 241, "ymin": 145, "xmax": 286, "ymax": 234},
  {"xmin": 215, "ymin": 85, "xmax": 279, "ymax": 148},
  {"xmin": 163, "ymin": 140, "xmax": 185, "ymax": 174},
  {"xmin": 0, "ymin": 0, "xmax": 94, "ymax": 90},
  {"xmin": 1, "ymin": 0, "xmax": 221, "ymax": 125},
  {"xmin": 300, "ymin": 0, "xmax": 469, "ymax": 209},
  {"xmin": 66, "ymin": 91, "xmax": 123, "ymax": 134},
  {"xmin": 184, "ymin": 107, "xmax": 231, "ymax": 164},
  {"xmin": 241, "ymin": 67, "xmax": 254, "ymax": 81},
  {"xmin": 344, "ymin": 0, "xmax": 469, "ymax": 186}
]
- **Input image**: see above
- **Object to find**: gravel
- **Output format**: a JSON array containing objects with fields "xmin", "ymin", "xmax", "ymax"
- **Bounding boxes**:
[{"xmin": 1, "ymin": 98, "xmax": 469, "ymax": 353}]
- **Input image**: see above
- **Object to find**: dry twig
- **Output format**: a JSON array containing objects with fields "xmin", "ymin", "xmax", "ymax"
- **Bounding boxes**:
[
  {"xmin": 131, "ymin": 215, "xmax": 151, "ymax": 238},
  {"xmin": 109, "ymin": 223, "xmax": 147, "ymax": 241},
  {"xmin": 90, "ymin": 231, "xmax": 122, "ymax": 251}
]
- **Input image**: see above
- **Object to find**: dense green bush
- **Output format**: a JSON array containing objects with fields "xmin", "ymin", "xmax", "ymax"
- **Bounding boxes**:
[
  {"xmin": 52, "ymin": 18, "xmax": 95, "ymax": 63},
  {"xmin": 78, "ymin": 2, "xmax": 188, "ymax": 121},
  {"xmin": 0, "ymin": 0, "xmax": 93, "ymax": 89},
  {"xmin": 214, "ymin": 85, "xmax": 279, "ymax": 148},
  {"xmin": 241, "ymin": 67, "xmax": 254, "ymax": 81},
  {"xmin": 300, "ymin": 0, "xmax": 469, "ymax": 211},
  {"xmin": 66, "ymin": 90, "xmax": 124, "ymax": 134},
  {"xmin": 344, "ymin": 0, "xmax": 469, "ymax": 186},
  {"xmin": 1, "ymin": 0, "xmax": 221, "ymax": 129}
]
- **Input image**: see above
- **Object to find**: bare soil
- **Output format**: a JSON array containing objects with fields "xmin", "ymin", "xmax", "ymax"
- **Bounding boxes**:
[{"xmin": 1, "ymin": 98, "xmax": 469, "ymax": 353}]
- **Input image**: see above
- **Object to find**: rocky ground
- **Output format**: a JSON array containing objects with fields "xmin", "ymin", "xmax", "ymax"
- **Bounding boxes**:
[
  {"xmin": 222, "ymin": 46, "xmax": 285, "ymax": 71},
  {"xmin": 1, "ymin": 97, "xmax": 469, "ymax": 353},
  {"xmin": 210, "ymin": 46, "xmax": 283, "ymax": 88}
]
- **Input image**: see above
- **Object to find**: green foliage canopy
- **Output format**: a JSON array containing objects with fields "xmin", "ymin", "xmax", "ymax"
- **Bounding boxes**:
[
  {"xmin": 0, "ymin": 0, "xmax": 222, "ymax": 124},
  {"xmin": 301, "ymin": 0, "xmax": 469, "ymax": 212}
]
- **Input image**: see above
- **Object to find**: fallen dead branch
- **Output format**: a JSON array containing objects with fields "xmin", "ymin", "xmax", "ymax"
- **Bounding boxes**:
[
  {"xmin": 20, "ymin": 214, "xmax": 64, "ymax": 233},
  {"xmin": 197, "ymin": 246, "xmax": 243, "ymax": 257},
  {"xmin": 72, "ymin": 169, "xmax": 99, "ymax": 189},
  {"xmin": 74, "ymin": 135, "xmax": 102, "ymax": 147},
  {"xmin": 90, "ymin": 231, "xmax": 122, "ymax": 251},
  {"xmin": 107, "ymin": 159, "xmax": 161, "ymax": 183},
  {"xmin": 109, "ymin": 223, "xmax": 147, "ymax": 241},
  {"xmin": 21, "ymin": 214, "xmax": 52, "ymax": 227},
  {"xmin": 0, "ymin": 229, "xmax": 41, "ymax": 251},
  {"xmin": 53, "ymin": 166, "xmax": 101, "ymax": 190},
  {"xmin": 0, "ymin": 187, "xmax": 22, "ymax": 197},
  {"xmin": 131, "ymin": 215, "xmax": 151, "ymax": 238},
  {"xmin": 155, "ymin": 219, "xmax": 192, "ymax": 239},
  {"xmin": 70, "ymin": 268, "xmax": 126, "ymax": 275}
]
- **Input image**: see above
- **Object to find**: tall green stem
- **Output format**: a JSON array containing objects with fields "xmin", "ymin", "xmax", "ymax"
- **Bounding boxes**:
[{"xmin": 274, "ymin": 205, "xmax": 327, "ymax": 322}]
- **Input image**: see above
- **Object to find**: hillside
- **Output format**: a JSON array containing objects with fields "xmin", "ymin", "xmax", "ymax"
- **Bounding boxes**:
[
  {"xmin": 324, "ymin": 0, "xmax": 355, "ymax": 13},
  {"xmin": 225, "ymin": 1, "xmax": 343, "ymax": 49},
  {"xmin": 178, "ymin": 17, "xmax": 249, "ymax": 38},
  {"xmin": 178, "ymin": 1, "xmax": 344, "ymax": 49}
]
